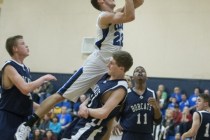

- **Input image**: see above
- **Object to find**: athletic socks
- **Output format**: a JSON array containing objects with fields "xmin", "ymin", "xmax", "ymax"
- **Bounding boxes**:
[{"xmin": 24, "ymin": 113, "xmax": 40, "ymax": 128}]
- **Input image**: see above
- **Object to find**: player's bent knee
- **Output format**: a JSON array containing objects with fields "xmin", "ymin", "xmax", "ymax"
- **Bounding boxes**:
[{"xmin": 51, "ymin": 93, "xmax": 65, "ymax": 102}]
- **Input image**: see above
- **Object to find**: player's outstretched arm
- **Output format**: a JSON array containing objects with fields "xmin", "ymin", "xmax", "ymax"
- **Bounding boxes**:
[{"xmin": 4, "ymin": 65, "xmax": 56, "ymax": 95}]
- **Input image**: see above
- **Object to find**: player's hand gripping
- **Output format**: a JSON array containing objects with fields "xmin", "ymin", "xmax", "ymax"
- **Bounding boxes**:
[
  {"xmin": 78, "ymin": 104, "xmax": 89, "ymax": 119},
  {"xmin": 148, "ymin": 97, "xmax": 159, "ymax": 109}
]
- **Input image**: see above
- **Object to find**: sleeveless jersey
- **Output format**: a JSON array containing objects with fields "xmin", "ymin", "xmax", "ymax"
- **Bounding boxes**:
[
  {"xmin": 120, "ymin": 88, "xmax": 157, "ymax": 134},
  {"xmin": 194, "ymin": 110, "xmax": 210, "ymax": 140},
  {"xmin": 95, "ymin": 12, "xmax": 123, "ymax": 63},
  {"xmin": 0, "ymin": 60, "xmax": 33, "ymax": 117},
  {"xmin": 67, "ymin": 74, "xmax": 128, "ymax": 140}
]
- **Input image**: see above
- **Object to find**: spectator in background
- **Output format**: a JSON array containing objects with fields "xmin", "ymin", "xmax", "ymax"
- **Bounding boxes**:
[
  {"xmin": 179, "ymin": 93, "xmax": 189, "ymax": 112},
  {"xmin": 53, "ymin": 106, "xmax": 62, "ymax": 115},
  {"xmin": 157, "ymin": 90, "xmax": 167, "ymax": 117},
  {"xmin": 38, "ymin": 113, "xmax": 51, "ymax": 136},
  {"xmin": 189, "ymin": 87, "xmax": 200, "ymax": 108},
  {"xmin": 188, "ymin": 87, "xmax": 201, "ymax": 114},
  {"xmin": 158, "ymin": 84, "xmax": 168, "ymax": 103},
  {"xmin": 175, "ymin": 133, "xmax": 181, "ymax": 140},
  {"xmin": 57, "ymin": 106, "xmax": 72, "ymax": 135},
  {"xmin": 124, "ymin": 75, "xmax": 133, "ymax": 88},
  {"xmin": 157, "ymin": 84, "xmax": 169, "ymax": 117},
  {"xmin": 168, "ymin": 97, "xmax": 177, "ymax": 109},
  {"xmin": 162, "ymin": 108, "xmax": 176, "ymax": 140},
  {"xmin": 173, "ymin": 104, "xmax": 182, "ymax": 126},
  {"xmin": 170, "ymin": 86, "xmax": 182, "ymax": 104},
  {"xmin": 49, "ymin": 116, "xmax": 61, "ymax": 138},
  {"xmin": 31, "ymin": 128, "xmax": 42, "ymax": 140},
  {"xmin": 204, "ymin": 89, "xmax": 210, "ymax": 95},
  {"xmin": 62, "ymin": 99, "xmax": 73, "ymax": 113},
  {"xmin": 42, "ymin": 129, "xmax": 57, "ymax": 140},
  {"xmin": 178, "ymin": 106, "xmax": 192, "ymax": 136},
  {"xmin": 39, "ymin": 81, "xmax": 54, "ymax": 103},
  {"xmin": 55, "ymin": 99, "xmax": 73, "ymax": 114},
  {"xmin": 157, "ymin": 90, "xmax": 163, "ymax": 105}
]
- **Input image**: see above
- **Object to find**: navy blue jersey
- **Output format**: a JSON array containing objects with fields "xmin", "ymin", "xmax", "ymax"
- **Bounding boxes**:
[
  {"xmin": 63, "ymin": 74, "xmax": 128, "ymax": 140},
  {"xmin": 120, "ymin": 88, "xmax": 157, "ymax": 134},
  {"xmin": 194, "ymin": 111, "xmax": 210, "ymax": 140},
  {"xmin": 0, "ymin": 60, "xmax": 33, "ymax": 117}
]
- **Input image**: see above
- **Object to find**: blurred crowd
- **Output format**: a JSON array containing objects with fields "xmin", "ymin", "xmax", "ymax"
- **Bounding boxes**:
[{"xmin": 154, "ymin": 85, "xmax": 209, "ymax": 140}]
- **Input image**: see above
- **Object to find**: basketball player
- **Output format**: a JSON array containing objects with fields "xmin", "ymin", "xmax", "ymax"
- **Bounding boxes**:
[
  {"xmin": 113, "ymin": 66, "xmax": 162, "ymax": 140},
  {"xmin": 59, "ymin": 50, "xmax": 133, "ymax": 140},
  {"xmin": 181, "ymin": 94, "xmax": 210, "ymax": 140},
  {"xmin": 0, "ymin": 35, "xmax": 56, "ymax": 140},
  {"xmin": 15, "ymin": 0, "xmax": 143, "ymax": 139}
]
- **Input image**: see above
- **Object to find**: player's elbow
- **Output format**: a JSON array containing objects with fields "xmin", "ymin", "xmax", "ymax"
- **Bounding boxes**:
[
  {"xmin": 189, "ymin": 129, "xmax": 197, "ymax": 136},
  {"xmin": 138, "ymin": 0, "xmax": 144, "ymax": 6},
  {"xmin": 129, "ymin": 15, "xmax": 135, "ymax": 21},
  {"xmin": 20, "ymin": 87, "xmax": 31, "ymax": 95},
  {"xmin": 99, "ymin": 113, "xmax": 109, "ymax": 120},
  {"xmin": 154, "ymin": 116, "xmax": 162, "ymax": 125},
  {"xmin": 18, "ymin": 83, "xmax": 34, "ymax": 95},
  {"xmin": 126, "ymin": 15, "xmax": 135, "ymax": 22},
  {"xmin": 97, "ymin": 111, "xmax": 109, "ymax": 119}
]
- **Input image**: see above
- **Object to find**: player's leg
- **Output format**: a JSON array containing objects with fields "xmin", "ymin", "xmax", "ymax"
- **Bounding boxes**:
[
  {"xmin": 59, "ymin": 51, "xmax": 108, "ymax": 101},
  {"xmin": 35, "ymin": 93, "xmax": 65, "ymax": 119},
  {"xmin": 0, "ymin": 111, "xmax": 15, "ymax": 140},
  {"xmin": 62, "ymin": 65, "xmax": 107, "ymax": 101},
  {"xmin": 0, "ymin": 110, "xmax": 26, "ymax": 140},
  {"xmin": 15, "ymin": 93, "xmax": 64, "ymax": 140}
]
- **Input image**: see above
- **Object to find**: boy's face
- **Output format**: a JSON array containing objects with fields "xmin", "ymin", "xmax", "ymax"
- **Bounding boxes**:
[
  {"xmin": 14, "ymin": 38, "xmax": 29, "ymax": 57},
  {"xmin": 107, "ymin": 57, "xmax": 122, "ymax": 76},
  {"xmin": 196, "ymin": 96, "xmax": 207, "ymax": 111},
  {"xmin": 103, "ymin": 0, "xmax": 116, "ymax": 9},
  {"xmin": 133, "ymin": 66, "xmax": 147, "ymax": 81}
]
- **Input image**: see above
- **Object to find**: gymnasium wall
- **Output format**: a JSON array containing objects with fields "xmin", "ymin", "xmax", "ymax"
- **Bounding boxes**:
[
  {"xmin": 0, "ymin": 0, "xmax": 210, "ymax": 80},
  {"xmin": 30, "ymin": 72, "xmax": 210, "ymax": 97}
]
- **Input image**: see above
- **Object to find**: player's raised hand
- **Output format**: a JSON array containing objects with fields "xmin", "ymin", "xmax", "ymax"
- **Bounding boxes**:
[{"xmin": 148, "ymin": 97, "xmax": 159, "ymax": 108}]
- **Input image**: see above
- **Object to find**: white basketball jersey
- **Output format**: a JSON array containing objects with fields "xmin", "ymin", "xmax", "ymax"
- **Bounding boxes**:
[{"xmin": 95, "ymin": 12, "xmax": 123, "ymax": 63}]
